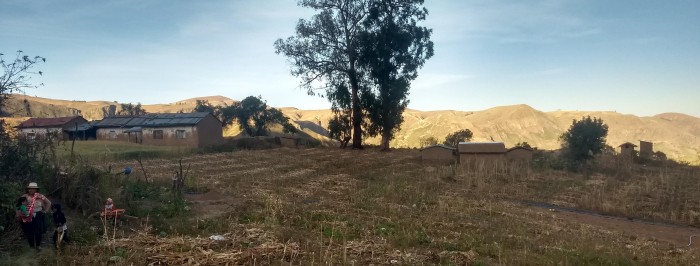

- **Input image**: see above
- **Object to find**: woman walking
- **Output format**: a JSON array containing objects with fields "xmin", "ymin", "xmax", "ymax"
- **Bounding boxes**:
[{"xmin": 20, "ymin": 182, "xmax": 52, "ymax": 250}]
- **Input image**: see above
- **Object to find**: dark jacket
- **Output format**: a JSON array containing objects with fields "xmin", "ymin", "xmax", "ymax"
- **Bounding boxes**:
[{"xmin": 52, "ymin": 204, "xmax": 66, "ymax": 226}]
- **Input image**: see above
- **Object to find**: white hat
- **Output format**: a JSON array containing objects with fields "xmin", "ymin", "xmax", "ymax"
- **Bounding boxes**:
[{"xmin": 27, "ymin": 182, "xmax": 40, "ymax": 189}]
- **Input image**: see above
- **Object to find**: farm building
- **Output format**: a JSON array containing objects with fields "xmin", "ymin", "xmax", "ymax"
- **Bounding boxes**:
[
  {"xmin": 420, "ymin": 145, "xmax": 456, "ymax": 161},
  {"xmin": 458, "ymin": 142, "xmax": 507, "ymax": 164},
  {"xmin": 618, "ymin": 142, "xmax": 637, "ymax": 157},
  {"xmin": 15, "ymin": 116, "xmax": 89, "ymax": 140},
  {"xmin": 277, "ymin": 136, "xmax": 297, "ymax": 148},
  {"xmin": 506, "ymin": 146, "xmax": 534, "ymax": 161},
  {"xmin": 92, "ymin": 112, "xmax": 223, "ymax": 148}
]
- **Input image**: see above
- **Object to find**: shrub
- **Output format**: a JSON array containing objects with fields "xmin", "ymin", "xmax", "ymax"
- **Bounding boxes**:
[
  {"xmin": 560, "ymin": 116, "xmax": 608, "ymax": 163},
  {"xmin": 443, "ymin": 129, "xmax": 473, "ymax": 147}
]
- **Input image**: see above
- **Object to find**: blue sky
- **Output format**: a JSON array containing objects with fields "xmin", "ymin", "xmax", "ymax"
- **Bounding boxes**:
[{"xmin": 1, "ymin": 0, "xmax": 699, "ymax": 117}]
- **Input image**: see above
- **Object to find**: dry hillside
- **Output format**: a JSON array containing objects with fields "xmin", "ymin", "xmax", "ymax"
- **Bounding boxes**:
[{"xmin": 4, "ymin": 94, "xmax": 699, "ymax": 163}]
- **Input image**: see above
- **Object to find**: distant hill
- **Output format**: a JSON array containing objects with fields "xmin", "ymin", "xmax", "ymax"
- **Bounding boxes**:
[
  {"xmin": 3, "ymin": 94, "xmax": 699, "ymax": 163},
  {"xmin": 3, "ymin": 94, "xmax": 236, "ymax": 120}
]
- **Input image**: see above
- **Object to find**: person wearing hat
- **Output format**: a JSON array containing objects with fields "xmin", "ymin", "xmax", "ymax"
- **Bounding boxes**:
[{"xmin": 20, "ymin": 182, "xmax": 52, "ymax": 250}]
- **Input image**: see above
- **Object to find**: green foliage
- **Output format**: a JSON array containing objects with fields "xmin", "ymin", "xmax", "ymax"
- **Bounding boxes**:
[
  {"xmin": 443, "ymin": 129, "xmax": 473, "ymax": 147},
  {"xmin": 515, "ymin": 142, "xmax": 532, "ymax": 149},
  {"xmin": 276, "ymin": 0, "xmax": 433, "ymax": 150},
  {"xmin": 275, "ymin": 0, "xmax": 373, "ymax": 149},
  {"xmin": 194, "ymin": 100, "xmax": 219, "ymax": 115},
  {"xmin": 1, "ymin": 51, "xmax": 45, "ymax": 116},
  {"xmin": 560, "ymin": 116, "xmax": 609, "ymax": 162},
  {"xmin": 194, "ymin": 96, "xmax": 298, "ymax": 137},
  {"xmin": 0, "ymin": 50, "xmax": 52, "ymax": 244},
  {"xmin": 654, "ymin": 151, "xmax": 667, "ymax": 161},
  {"xmin": 117, "ymin": 102, "xmax": 146, "ymax": 116},
  {"xmin": 328, "ymin": 112, "xmax": 352, "ymax": 148},
  {"xmin": 359, "ymin": 0, "xmax": 433, "ymax": 151},
  {"xmin": 419, "ymin": 136, "xmax": 438, "ymax": 147}
]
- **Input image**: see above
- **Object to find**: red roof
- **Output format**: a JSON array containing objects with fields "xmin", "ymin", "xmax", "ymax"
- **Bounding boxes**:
[{"xmin": 16, "ymin": 116, "xmax": 83, "ymax": 128}]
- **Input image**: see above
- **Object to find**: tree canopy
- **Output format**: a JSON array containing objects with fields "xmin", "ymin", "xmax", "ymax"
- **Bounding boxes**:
[
  {"xmin": 275, "ymin": 0, "xmax": 432, "ymax": 150},
  {"xmin": 560, "ymin": 116, "xmax": 609, "ymax": 162},
  {"xmin": 443, "ymin": 129, "xmax": 473, "ymax": 147},
  {"xmin": 194, "ymin": 96, "xmax": 298, "ymax": 137},
  {"xmin": 118, "ymin": 103, "xmax": 147, "ymax": 116},
  {"xmin": 275, "ymin": 0, "xmax": 370, "ymax": 149},
  {"xmin": 359, "ymin": 0, "xmax": 433, "ymax": 151},
  {"xmin": 1, "ymin": 51, "xmax": 45, "ymax": 120}
]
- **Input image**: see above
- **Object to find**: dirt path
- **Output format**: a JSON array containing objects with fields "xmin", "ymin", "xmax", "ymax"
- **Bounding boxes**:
[{"xmin": 525, "ymin": 201, "xmax": 700, "ymax": 248}]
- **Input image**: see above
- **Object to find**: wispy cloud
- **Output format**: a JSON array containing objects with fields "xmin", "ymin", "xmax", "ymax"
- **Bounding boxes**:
[{"xmin": 426, "ymin": 0, "xmax": 600, "ymax": 44}]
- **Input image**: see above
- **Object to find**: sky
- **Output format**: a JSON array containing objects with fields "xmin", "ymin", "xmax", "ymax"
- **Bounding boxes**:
[{"xmin": 1, "ymin": 0, "xmax": 699, "ymax": 117}]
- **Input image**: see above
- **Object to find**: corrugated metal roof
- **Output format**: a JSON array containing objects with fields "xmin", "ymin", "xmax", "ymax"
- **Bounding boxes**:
[
  {"xmin": 93, "ymin": 112, "xmax": 213, "ymax": 128},
  {"xmin": 16, "ymin": 116, "xmax": 84, "ymax": 128},
  {"xmin": 124, "ymin": 127, "xmax": 142, "ymax": 133},
  {"xmin": 64, "ymin": 123, "xmax": 94, "ymax": 132}
]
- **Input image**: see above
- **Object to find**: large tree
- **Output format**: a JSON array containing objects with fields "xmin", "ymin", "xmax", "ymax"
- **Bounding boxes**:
[
  {"xmin": 229, "ymin": 96, "xmax": 298, "ymax": 136},
  {"xmin": 359, "ymin": 0, "xmax": 433, "ymax": 150},
  {"xmin": 275, "ymin": 0, "xmax": 371, "ymax": 149},
  {"xmin": 195, "ymin": 96, "xmax": 297, "ymax": 137},
  {"xmin": 560, "ymin": 116, "xmax": 609, "ymax": 162}
]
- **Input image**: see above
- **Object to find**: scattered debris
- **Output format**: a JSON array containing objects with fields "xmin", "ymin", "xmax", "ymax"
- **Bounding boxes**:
[{"xmin": 209, "ymin": 235, "xmax": 226, "ymax": 241}]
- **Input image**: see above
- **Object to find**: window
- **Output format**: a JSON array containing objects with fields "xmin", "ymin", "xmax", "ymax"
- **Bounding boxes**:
[
  {"xmin": 109, "ymin": 130, "xmax": 117, "ymax": 139},
  {"xmin": 27, "ymin": 132, "xmax": 36, "ymax": 140},
  {"xmin": 176, "ymin": 130, "xmax": 186, "ymax": 139},
  {"xmin": 153, "ymin": 130, "xmax": 163, "ymax": 139}
]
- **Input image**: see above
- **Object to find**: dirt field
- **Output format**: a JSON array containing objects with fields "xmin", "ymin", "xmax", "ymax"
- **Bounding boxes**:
[{"xmin": 25, "ymin": 148, "xmax": 700, "ymax": 265}]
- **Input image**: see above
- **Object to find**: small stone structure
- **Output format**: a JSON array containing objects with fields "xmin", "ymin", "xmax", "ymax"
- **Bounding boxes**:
[
  {"xmin": 458, "ymin": 142, "xmax": 506, "ymax": 164},
  {"xmin": 506, "ymin": 146, "xmax": 534, "ymax": 161},
  {"xmin": 618, "ymin": 142, "xmax": 637, "ymax": 157},
  {"xmin": 420, "ymin": 145, "xmax": 456, "ymax": 161},
  {"xmin": 639, "ymin": 141, "xmax": 653, "ymax": 159}
]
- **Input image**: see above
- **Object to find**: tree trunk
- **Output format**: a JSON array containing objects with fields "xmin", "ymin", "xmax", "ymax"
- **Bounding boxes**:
[
  {"xmin": 380, "ymin": 131, "xmax": 391, "ymax": 151},
  {"xmin": 349, "ymin": 71, "xmax": 363, "ymax": 149}
]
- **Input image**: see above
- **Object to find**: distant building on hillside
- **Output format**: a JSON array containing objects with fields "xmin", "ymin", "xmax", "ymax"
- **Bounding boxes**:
[
  {"xmin": 92, "ymin": 112, "xmax": 223, "ymax": 148},
  {"xmin": 618, "ymin": 142, "xmax": 637, "ymax": 157},
  {"xmin": 15, "ymin": 116, "xmax": 89, "ymax": 140},
  {"xmin": 458, "ymin": 142, "xmax": 506, "ymax": 164},
  {"xmin": 420, "ymin": 144, "xmax": 457, "ymax": 162},
  {"xmin": 639, "ymin": 141, "xmax": 653, "ymax": 159}
]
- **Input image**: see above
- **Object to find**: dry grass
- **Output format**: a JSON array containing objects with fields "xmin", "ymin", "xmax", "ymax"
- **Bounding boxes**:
[{"xmin": 34, "ymin": 148, "xmax": 700, "ymax": 265}]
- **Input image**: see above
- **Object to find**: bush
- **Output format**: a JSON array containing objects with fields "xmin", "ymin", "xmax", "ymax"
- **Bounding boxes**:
[
  {"xmin": 560, "ymin": 116, "xmax": 608, "ymax": 163},
  {"xmin": 443, "ymin": 129, "xmax": 473, "ymax": 147},
  {"xmin": 419, "ymin": 136, "xmax": 438, "ymax": 147}
]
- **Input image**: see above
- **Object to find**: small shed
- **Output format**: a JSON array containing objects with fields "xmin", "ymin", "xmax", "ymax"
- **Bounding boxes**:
[
  {"xmin": 277, "ymin": 136, "xmax": 297, "ymax": 148},
  {"xmin": 506, "ymin": 146, "xmax": 534, "ymax": 161},
  {"xmin": 458, "ymin": 142, "xmax": 506, "ymax": 164},
  {"xmin": 420, "ymin": 145, "xmax": 456, "ymax": 161},
  {"xmin": 618, "ymin": 142, "xmax": 637, "ymax": 157},
  {"xmin": 639, "ymin": 141, "xmax": 653, "ymax": 158}
]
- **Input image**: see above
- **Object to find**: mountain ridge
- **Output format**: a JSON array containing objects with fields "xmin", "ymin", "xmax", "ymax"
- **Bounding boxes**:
[{"xmin": 3, "ymin": 94, "xmax": 699, "ymax": 163}]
